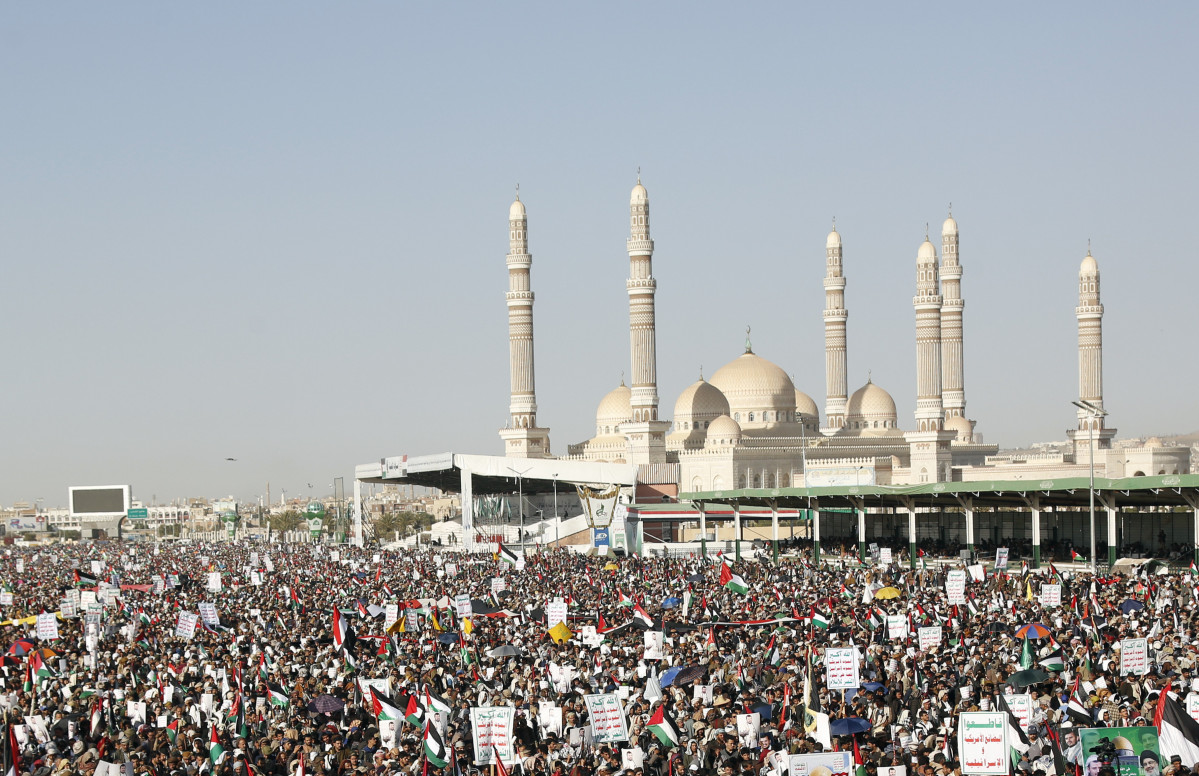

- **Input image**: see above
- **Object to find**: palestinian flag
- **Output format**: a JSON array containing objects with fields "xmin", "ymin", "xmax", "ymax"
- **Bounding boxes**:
[
  {"xmin": 405, "ymin": 692, "xmax": 425, "ymax": 726},
  {"xmin": 332, "ymin": 607, "xmax": 349, "ymax": 651},
  {"xmin": 1190, "ymin": 560, "xmax": 1198, "ymax": 577},
  {"xmin": 632, "ymin": 604, "xmax": 655, "ymax": 630},
  {"xmin": 369, "ymin": 688, "xmax": 404, "ymax": 721},
  {"xmin": 30, "ymin": 652, "xmax": 56, "ymax": 679},
  {"xmin": 5, "ymin": 722, "xmax": 20, "ymax": 776},
  {"xmin": 1154, "ymin": 690, "xmax": 1199, "ymax": 765},
  {"xmin": 496, "ymin": 543, "xmax": 519, "ymax": 566},
  {"xmin": 423, "ymin": 721, "xmax": 449, "ymax": 768},
  {"xmin": 208, "ymin": 725, "xmax": 226, "ymax": 766},
  {"xmin": 74, "ymin": 570, "xmax": 99, "ymax": 587},
  {"xmin": 719, "ymin": 562, "xmax": 749, "ymax": 595},
  {"xmin": 22, "ymin": 662, "xmax": 32, "ymax": 693},
  {"xmin": 766, "ymin": 635, "xmax": 781, "ymax": 667},
  {"xmin": 1039, "ymin": 648, "xmax": 1065, "ymax": 673},
  {"xmin": 1071, "ymin": 549, "xmax": 1086, "ymax": 563},
  {"xmin": 996, "ymin": 693, "xmax": 1030, "ymax": 757},
  {"xmin": 810, "ymin": 607, "xmax": 830, "ymax": 630},
  {"xmin": 866, "ymin": 609, "xmax": 881, "ymax": 630},
  {"xmin": 853, "ymin": 736, "xmax": 868, "ymax": 776},
  {"xmin": 617, "ymin": 589, "xmax": 633, "ymax": 607},
  {"xmin": 493, "ymin": 746, "xmax": 510, "ymax": 776},
  {"xmin": 266, "ymin": 683, "xmax": 290, "ymax": 708},
  {"xmin": 165, "ymin": 719, "xmax": 179, "ymax": 744},
  {"xmin": 646, "ymin": 705, "xmax": 681, "ymax": 748},
  {"xmin": 424, "ymin": 685, "xmax": 452, "ymax": 717},
  {"xmin": 137, "ymin": 608, "xmax": 152, "ymax": 625}
]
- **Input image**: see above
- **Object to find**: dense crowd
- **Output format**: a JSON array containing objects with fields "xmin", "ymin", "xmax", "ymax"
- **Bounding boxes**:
[{"xmin": 1, "ymin": 538, "xmax": 1197, "ymax": 776}]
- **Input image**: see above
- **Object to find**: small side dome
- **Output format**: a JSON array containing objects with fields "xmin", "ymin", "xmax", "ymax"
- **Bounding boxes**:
[
  {"xmin": 706, "ymin": 414, "xmax": 742, "ymax": 444},
  {"xmin": 826, "ymin": 228, "xmax": 841, "ymax": 249},
  {"xmin": 918, "ymin": 239, "xmax": 937, "ymax": 261},
  {"xmin": 1080, "ymin": 252, "xmax": 1098, "ymax": 274},
  {"xmin": 631, "ymin": 181, "xmax": 648, "ymax": 205},
  {"xmin": 942, "ymin": 215, "xmax": 958, "ymax": 235},
  {"xmin": 845, "ymin": 379, "xmax": 899, "ymax": 435},
  {"xmin": 794, "ymin": 389, "xmax": 819, "ymax": 421},
  {"xmin": 945, "ymin": 415, "xmax": 973, "ymax": 442},
  {"xmin": 595, "ymin": 383, "xmax": 632, "ymax": 427},
  {"xmin": 673, "ymin": 379, "xmax": 730, "ymax": 421},
  {"xmin": 509, "ymin": 197, "xmax": 526, "ymax": 219}
]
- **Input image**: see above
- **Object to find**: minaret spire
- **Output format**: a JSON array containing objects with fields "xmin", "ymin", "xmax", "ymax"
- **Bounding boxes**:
[
  {"xmin": 822, "ymin": 221, "xmax": 849, "ymax": 433},
  {"xmin": 622, "ymin": 175, "xmax": 669, "ymax": 464},
  {"xmin": 498, "ymin": 192, "xmax": 550, "ymax": 458},
  {"xmin": 939, "ymin": 208, "xmax": 974, "ymax": 440},
  {"xmin": 904, "ymin": 232, "xmax": 955, "ymax": 484},
  {"xmin": 1069, "ymin": 246, "xmax": 1115, "ymax": 463}
]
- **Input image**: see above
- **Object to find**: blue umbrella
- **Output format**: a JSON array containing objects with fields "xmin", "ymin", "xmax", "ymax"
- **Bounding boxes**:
[
  {"xmin": 1120, "ymin": 599, "xmax": 1144, "ymax": 614},
  {"xmin": 662, "ymin": 597, "xmax": 681, "ymax": 609},
  {"xmin": 861, "ymin": 682, "xmax": 886, "ymax": 692},
  {"xmin": 437, "ymin": 633, "xmax": 460, "ymax": 644},
  {"xmin": 658, "ymin": 666, "xmax": 683, "ymax": 687},
  {"xmin": 829, "ymin": 718, "xmax": 871, "ymax": 736}
]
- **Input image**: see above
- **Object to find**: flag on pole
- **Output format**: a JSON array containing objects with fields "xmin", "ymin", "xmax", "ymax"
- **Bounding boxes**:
[
  {"xmin": 332, "ymin": 608, "xmax": 348, "ymax": 651},
  {"xmin": 810, "ymin": 607, "xmax": 830, "ymax": 630},
  {"xmin": 209, "ymin": 725, "xmax": 227, "ymax": 766},
  {"xmin": 647, "ymin": 705, "xmax": 682, "ymax": 748},
  {"xmin": 267, "ymin": 683, "xmax": 290, "ymax": 708},
  {"xmin": 370, "ymin": 688, "xmax": 404, "ymax": 721},
  {"xmin": 719, "ymin": 562, "xmax": 749, "ymax": 595},
  {"xmin": 1019, "ymin": 637, "xmax": 1034, "ymax": 670},
  {"xmin": 496, "ymin": 544, "xmax": 519, "ymax": 566},
  {"xmin": 1071, "ymin": 549, "xmax": 1086, "ymax": 563},
  {"xmin": 423, "ymin": 721, "xmax": 449, "ymax": 768},
  {"xmin": 404, "ymin": 693, "xmax": 425, "ymax": 726},
  {"xmin": 1038, "ymin": 648, "xmax": 1065, "ymax": 673},
  {"xmin": 493, "ymin": 746, "xmax": 509, "ymax": 776},
  {"xmin": 1154, "ymin": 691, "xmax": 1199, "ymax": 765},
  {"xmin": 632, "ymin": 604, "xmax": 655, "ymax": 630}
]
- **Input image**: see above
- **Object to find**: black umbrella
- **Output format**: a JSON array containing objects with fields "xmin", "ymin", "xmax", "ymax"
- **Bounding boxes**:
[
  {"xmin": 686, "ymin": 574, "xmax": 705, "ymax": 583},
  {"xmin": 985, "ymin": 623, "xmax": 1007, "ymax": 634},
  {"xmin": 672, "ymin": 665, "xmax": 707, "ymax": 686},
  {"xmin": 308, "ymin": 694, "xmax": 345, "ymax": 714},
  {"xmin": 1008, "ymin": 669, "xmax": 1049, "ymax": 688}
]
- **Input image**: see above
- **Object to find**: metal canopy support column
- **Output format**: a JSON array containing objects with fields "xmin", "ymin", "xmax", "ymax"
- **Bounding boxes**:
[
  {"xmin": 1097, "ymin": 492, "xmax": 1118, "ymax": 568},
  {"xmin": 352, "ymin": 479, "xmax": 363, "ymax": 547},
  {"xmin": 1183, "ymin": 492, "xmax": 1199, "ymax": 568},
  {"xmin": 852, "ymin": 496, "xmax": 866, "ymax": 563},
  {"xmin": 769, "ymin": 500, "xmax": 779, "ymax": 563},
  {"xmin": 899, "ymin": 496, "xmax": 917, "ymax": 569},
  {"xmin": 460, "ymin": 466, "xmax": 474, "ymax": 552},
  {"xmin": 956, "ymin": 495, "xmax": 975, "ymax": 559},
  {"xmin": 696, "ymin": 503, "xmax": 707, "ymax": 559},
  {"xmin": 812, "ymin": 501, "xmax": 821, "ymax": 566},
  {"xmin": 734, "ymin": 502, "xmax": 742, "ymax": 562},
  {"xmin": 1022, "ymin": 494, "xmax": 1042, "ymax": 569}
]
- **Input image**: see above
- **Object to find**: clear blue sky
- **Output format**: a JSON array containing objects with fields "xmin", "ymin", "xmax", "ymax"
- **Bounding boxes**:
[{"xmin": 2, "ymin": 3, "xmax": 1196, "ymax": 507}]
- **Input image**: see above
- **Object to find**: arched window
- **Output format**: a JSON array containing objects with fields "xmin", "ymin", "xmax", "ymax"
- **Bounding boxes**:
[{"xmin": 748, "ymin": 412, "xmax": 755, "ymax": 422}]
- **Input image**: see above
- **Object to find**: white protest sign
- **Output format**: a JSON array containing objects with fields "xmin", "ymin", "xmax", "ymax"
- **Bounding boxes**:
[
  {"xmin": 470, "ymin": 706, "xmax": 515, "ymax": 766},
  {"xmin": 60, "ymin": 598, "xmax": 78, "ymax": 618},
  {"xmin": 198, "ymin": 602, "xmax": 219, "ymax": 626},
  {"xmin": 957, "ymin": 712, "xmax": 1008, "ymax": 774},
  {"xmin": 1006, "ymin": 694, "xmax": 1032, "ymax": 733},
  {"xmin": 879, "ymin": 548, "xmax": 893, "ymax": 565},
  {"xmin": 250, "ymin": 571, "xmax": 262, "ymax": 586},
  {"xmin": 1119, "ymin": 638, "xmax": 1149, "ymax": 675},
  {"xmin": 621, "ymin": 748, "xmax": 645, "ymax": 771},
  {"xmin": 583, "ymin": 693, "xmax": 628, "ymax": 743},
  {"xmin": 1187, "ymin": 694, "xmax": 1199, "ymax": 724},
  {"xmin": 384, "ymin": 604, "xmax": 399, "ymax": 632},
  {"xmin": 249, "ymin": 552, "xmax": 259, "ymax": 567},
  {"xmin": 788, "ymin": 752, "xmax": 854, "ymax": 776},
  {"xmin": 547, "ymin": 601, "xmax": 568, "ymax": 629},
  {"xmin": 967, "ymin": 564, "xmax": 986, "ymax": 582},
  {"xmin": 206, "ymin": 572, "xmax": 222, "ymax": 593},
  {"xmin": 491, "ymin": 578, "xmax": 506, "ymax": 594},
  {"xmin": 0, "ymin": 592, "xmax": 12, "ymax": 607},
  {"xmin": 643, "ymin": 631, "xmax": 665, "ymax": 660},
  {"xmin": 454, "ymin": 595, "xmax": 472, "ymax": 619},
  {"xmin": 945, "ymin": 570, "xmax": 967, "ymax": 604},
  {"xmin": 994, "ymin": 548, "xmax": 1009, "ymax": 569},
  {"xmin": 538, "ymin": 704, "xmax": 563, "ymax": 736},
  {"xmin": 1040, "ymin": 584, "xmax": 1061, "ymax": 608},
  {"xmin": 36, "ymin": 613, "xmax": 59, "ymax": 641},
  {"xmin": 91, "ymin": 561, "xmax": 103, "ymax": 576},
  {"xmin": 175, "ymin": 612, "xmax": 199, "ymax": 640},
  {"xmin": 825, "ymin": 647, "xmax": 860, "ymax": 690},
  {"xmin": 736, "ymin": 713, "xmax": 761, "ymax": 747},
  {"xmin": 445, "ymin": 563, "xmax": 458, "ymax": 577},
  {"xmin": 918, "ymin": 626, "xmax": 943, "ymax": 652},
  {"xmin": 886, "ymin": 614, "xmax": 907, "ymax": 640}
]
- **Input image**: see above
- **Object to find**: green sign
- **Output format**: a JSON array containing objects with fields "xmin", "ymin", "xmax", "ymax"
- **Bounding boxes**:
[{"xmin": 127, "ymin": 508, "xmax": 149, "ymax": 520}]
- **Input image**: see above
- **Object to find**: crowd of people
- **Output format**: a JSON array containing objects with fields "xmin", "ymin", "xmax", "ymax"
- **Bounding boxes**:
[{"xmin": 1, "ymin": 537, "xmax": 1197, "ymax": 776}]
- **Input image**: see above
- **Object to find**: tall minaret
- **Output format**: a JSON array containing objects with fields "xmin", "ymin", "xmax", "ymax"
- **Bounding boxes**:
[
  {"xmin": 905, "ymin": 230, "xmax": 955, "ymax": 484},
  {"xmin": 1069, "ymin": 246, "xmax": 1116, "ymax": 463},
  {"xmin": 498, "ymin": 190, "xmax": 551, "ymax": 458},
  {"xmin": 822, "ymin": 221, "xmax": 849, "ymax": 433},
  {"xmin": 621, "ymin": 175, "xmax": 669, "ymax": 465}
]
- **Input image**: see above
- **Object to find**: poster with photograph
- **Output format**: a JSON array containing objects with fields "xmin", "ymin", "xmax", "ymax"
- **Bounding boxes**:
[{"xmin": 1078, "ymin": 726, "xmax": 1160, "ymax": 776}]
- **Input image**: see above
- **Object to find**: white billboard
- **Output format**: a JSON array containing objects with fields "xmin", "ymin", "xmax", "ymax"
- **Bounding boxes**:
[{"xmin": 69, "ymin": 485, "xmax": 132, "ymax": 518}]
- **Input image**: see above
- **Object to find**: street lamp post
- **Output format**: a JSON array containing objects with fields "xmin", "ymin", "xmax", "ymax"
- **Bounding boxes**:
[
  {"xmin": 552, "ymin": 474, "xmax": 559, "ymax": 548},
  {"xmin": 1072, "ymin": 399, "xmax": 1109, "ymax": 572},
  {"xmin": 508, "ymin": 466, "xmax": 532, "ymax": 549}
]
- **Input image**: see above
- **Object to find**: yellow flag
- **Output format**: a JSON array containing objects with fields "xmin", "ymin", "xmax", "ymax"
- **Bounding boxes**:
[
  {"xmin": 430, "ymin": 611, "xmax": 441, "ymax": 631},
  {"xmin": 462, "ymin": 618, "xmax": 474, "ymax": 635},
  {"xmin": 1026, "ymin": 580, "xmax": 1034, "ymax": 602},
  {"xmin": 548, "ymin": 621, "xmax": 573, "ymax": 644}
]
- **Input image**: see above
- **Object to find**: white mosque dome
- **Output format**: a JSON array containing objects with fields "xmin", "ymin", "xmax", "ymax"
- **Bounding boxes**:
[
  {"xmin": 673, "ymin": 379, "xmax": 730, "ymax": 421},
  {"xmin": 708, "ymin": 351, "xmax": 797, "ymax": 422},
  {"xmin": 509, "ymin": 197, "xmax": 526, "ymax": 219},
  {"xmin": 826, "ymin": 228, "xmax": 841, "ymax": 249},
  {"xmin": 1081, "ymin": 252, "xmax": 1098, "ymax": 274},
  {"xmin": 918, "ymin": 239, "xmax": 937, "ymax": 260},
  {"xmin": 706, "ymin": 414, "xmax": 742, "ymax": 445},
  {"xmin": 794, "ymin": 389, "xmax": 819, "ymax": 421},
  {"xmin": 942, "ymin": 215, "xmax": 958, "ymax": 235},
  {"xmin": 631, "ymin": 181, "xmax": 648, "ymax": 205},
  {"xmin": 595, "ymin": 383, "xmax": 631, "ymax": 430},
  {"xmin": 945, "ymin": 415, "xmax": 973, "ymax": 442},
  {"xmin": 845, "ymin": 379, "xmax": 899, "ymax": 434}
]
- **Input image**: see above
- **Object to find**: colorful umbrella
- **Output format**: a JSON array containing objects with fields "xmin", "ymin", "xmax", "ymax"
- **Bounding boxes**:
[
  {"xmin": 1015, "ymin": 623, "xmax": 1051, "ymax": 639},
  {"xmin": 874, "ymin": 587, "xmax": 902, "ymax": 600}
]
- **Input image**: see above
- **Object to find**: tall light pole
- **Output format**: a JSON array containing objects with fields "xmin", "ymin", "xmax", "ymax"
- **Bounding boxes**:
[
  {"xmin": 508, "ymin": 465, "xmax": 532, "ymax": 548},
  {"xmin": 552, "ymin": 474, "xmax": 559, "ymax": 548},
  {"xmin": 1073, "ymin": 399, "xmax": 1109, "ymax": 572}
]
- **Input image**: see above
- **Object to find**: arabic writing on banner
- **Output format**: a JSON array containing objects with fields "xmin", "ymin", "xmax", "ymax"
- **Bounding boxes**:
[
  {"xmin": 1041, "ymin": 584, "xmax": 1061, "ymax": 608},
  {"xmin": 198, "ymin": 602, "xmax": 219, "ymax": 626},
  {"xmin": 886, "ymin": 614, "xmax": 907, "ymax": 640},
  {"xmin": 1119, "ymin": 638, "xmax": 1149, "ymax": 676},
  {"xmin": 879, "ymin": 548, "xmax": 893, "ymax": 565},
  {"xmin": 918, "ymin": 626, "xmax": 942, "ymax": 652},
  {"xmin": 1186, "ymin": 694, "xmax": 1199, "ymax": 724},
  {"xmin": 470, "ymin": 706, "xmax": 515, "ymax": 766},
  {"xmin": 454, "ymin": 594, "xmax": 472, "ymax": 619},
  {"xmin": 788, "ymin": 751, "xmax": 853, "ymax": 776},
  {"xmin": 946, "ymin": 570, "xmax": 967, "ymax": 604},
  {"xmin": 547, "ymin": 601, "xmax": 568, "ymax": 629},
  {"xmin": 583, "ymin": 693, "xmax": 629, "ymax": 743},
  {"xmin": 825, "ymin": 647, "xmax": 860, "ymax": 690},
  {"xmin": 175, "ymin": 611, "xmax": 199, "ymax": 640},
  {"xmin": 958, "ymin": 712, "xmax": 1008, "ymax": 775},
  {"xmin": 1006, "ymin": 693, "xmax": 1032, "ymax": 733},
  {"xmin": 994, "ymin": 548, "xmax": 1009, "ymax": 569},
  {"xmin": 35, "ymin": 613, "xmax": 59, "ymax": 641}
]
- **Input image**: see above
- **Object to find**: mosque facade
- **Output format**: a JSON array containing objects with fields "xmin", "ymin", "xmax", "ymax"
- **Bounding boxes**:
[{"xmin": 498, "ymin": 181, "xmax": 1190, "ymax": 489}]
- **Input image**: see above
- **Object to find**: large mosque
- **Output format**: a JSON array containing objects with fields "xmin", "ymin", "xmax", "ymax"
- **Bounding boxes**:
[{"xmin": 497, "ymin": 180, "xmax": 1190, "ymax": 491}]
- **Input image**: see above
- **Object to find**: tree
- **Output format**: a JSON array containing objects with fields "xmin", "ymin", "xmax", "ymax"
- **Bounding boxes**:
[{"xmin": 269, "ymin": 510, "xmax": 307, "ymax": 534}]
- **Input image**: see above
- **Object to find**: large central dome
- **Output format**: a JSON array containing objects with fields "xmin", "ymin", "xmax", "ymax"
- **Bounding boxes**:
[{"xmin": 708, "ymin": 351, "xmax": 797, "ymax": 423}]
